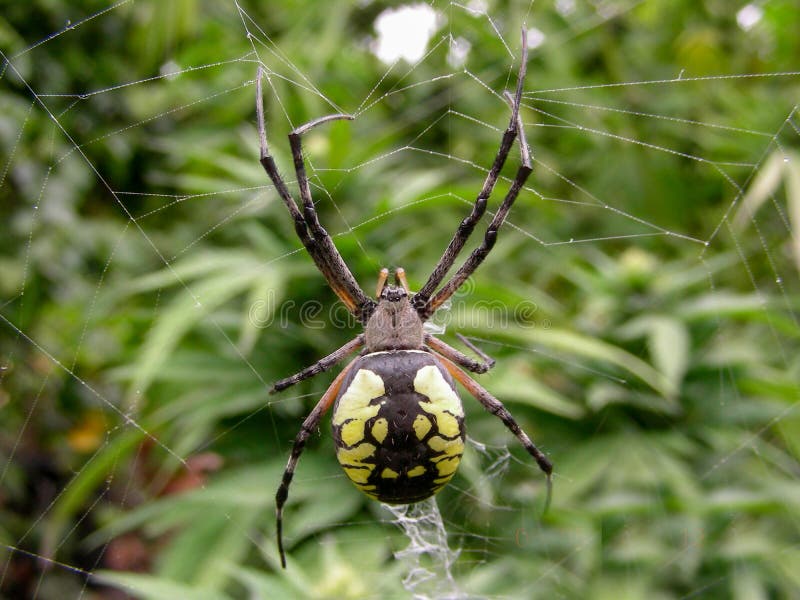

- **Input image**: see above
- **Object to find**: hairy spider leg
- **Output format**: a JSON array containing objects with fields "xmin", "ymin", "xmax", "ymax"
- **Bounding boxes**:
[
  {"xmin": 424, "ymin": 87, "xmax": 532, "ymax": 317},
  {"xmin": 413, "ymin": 28, "xmax": 530, "ymax": 314},
  {"xmin": 288, "ymin": 116, "xmax": 373, "ymax": 317},
  {"xmin": 256, "ymin": 70, "xmax": 375, "ymax": 320}
]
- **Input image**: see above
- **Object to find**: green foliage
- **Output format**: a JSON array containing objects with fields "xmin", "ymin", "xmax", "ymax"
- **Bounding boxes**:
[{"xmin": 1, "ymin": 1, "xmax": 799, "ymax": 599}]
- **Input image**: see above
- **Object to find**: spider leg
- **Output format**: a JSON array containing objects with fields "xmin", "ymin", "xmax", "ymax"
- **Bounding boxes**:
[
  {"xmin": 435, "ymin": 351, "xmax": 552, "ymax": 506},
  {"xmin": 275, "ymin": 359, "xmax": 356, "ymax": 568},
  {"xmin": 413, "ymin": 29, "xmax": 530, "ymax": 313},
  {"xmin": 424, "ymin": 333, "xmax": 495, "ymax": 374},
  {"xmin": 423, "ymin": 88, "xmax": 532, "ymax": 317},
  {"xmin": 455, "ymin": 333, "xmax": 496, "ymax": 366},
  {"xmin": 271, "ymin": 334, "xmax": 365, "ymax": 393},
  {"xmin": 256, "ymin": 69, "xmax": 374, "ymax": 320},
  {"xmin": 288, "ymin": 115, "xmax": 375, "ymax": 319}
]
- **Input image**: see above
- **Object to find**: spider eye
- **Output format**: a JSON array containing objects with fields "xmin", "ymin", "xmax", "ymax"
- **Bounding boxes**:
[{"xmin": 381, "ymin": 286, "xmax": 407, "ymax": 302}]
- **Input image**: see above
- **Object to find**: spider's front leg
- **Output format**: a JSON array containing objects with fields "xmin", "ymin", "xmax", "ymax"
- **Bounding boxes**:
[
  {"xmin": 413, "ymin": 27, "xmax": 532, "ymax": 316},
  {"xmin": 424, "ymin": 92, "xmax": 532, "ymax": 317},
  {"xmin": 256, "ymin": 69, "xmax": 375, "ymax": 321}
]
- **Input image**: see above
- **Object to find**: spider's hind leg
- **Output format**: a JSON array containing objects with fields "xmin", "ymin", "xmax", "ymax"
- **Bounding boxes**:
[
  {"xmin": 434, "ymin": 351, "xmax": 553, "ymax": 508},
  {"xmin": 275, "ymin": 360, "xmax": 357, "ymax": 568}
]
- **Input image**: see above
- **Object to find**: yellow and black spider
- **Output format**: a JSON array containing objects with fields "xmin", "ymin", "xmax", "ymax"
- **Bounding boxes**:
[{"xmin": 257, "ymin": 30, "xmax": 551, "ymax": 569}]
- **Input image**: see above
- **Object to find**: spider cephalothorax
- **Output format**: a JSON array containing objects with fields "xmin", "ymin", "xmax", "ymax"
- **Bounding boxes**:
[
  {"xmin": 257, "ymin": 30, "xmax": 552, "ymax": 568},
  {"xmin": 364, "ymin": 270, "xmax": 424, "ymax": 351}
]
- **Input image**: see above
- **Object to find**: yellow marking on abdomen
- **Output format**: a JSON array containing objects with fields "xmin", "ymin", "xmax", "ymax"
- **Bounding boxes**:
[
  {"xmin": 413, "ymin": 414, "xmax": 432, "ymax": 440},
  {"xmin": 381, "ymin": 467, "xmax": 399, "ymax": 479},
  {"xmin": 333, "ymin": 369, "xmax": 384, "ymax": 427},
  {"xmin": 340, "ymin": 419, "xmax": 366, "ymax": 447},
  {"xmin": 435, "ymin": 411, "xmax": 460, "ymax": 438},
  {"xmin": 414, "ymin": 365, "xmax": 463, "ymax": 417},
  {"xmin": 337, "ymin": 442, "xmax": 376, "ymax": 465},
  {"xmin": 371, "ymin": 418, "xmax": 388, "ymax": 443},
  {"xmin": 427, "ymin": 435, "xmax": 465, "ymax": 455},
  {"xmin": 343, "ymin": 466, "xmax": 372, "ymax": 484},
  {"xmin": 407, "ymin": 465, "xmax": 426, "ymax": 477},
  {"xmin": 434, "ymin": 455, "xmax": 460, "ymax": 477}
]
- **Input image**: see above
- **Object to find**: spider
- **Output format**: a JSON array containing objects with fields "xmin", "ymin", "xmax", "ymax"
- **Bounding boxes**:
[{"xmin": 257, "ymin": 30, "xmax": 551, "ymax": 569}]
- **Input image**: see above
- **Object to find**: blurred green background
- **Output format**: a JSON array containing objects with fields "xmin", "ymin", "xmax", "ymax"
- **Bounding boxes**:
[{"xmin": 2, "ymin": 1, "xmax": 799, "ymax": 598}]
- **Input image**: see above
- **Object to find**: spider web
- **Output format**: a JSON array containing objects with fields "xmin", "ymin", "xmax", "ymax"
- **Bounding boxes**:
[{"xmin": 2, "ymin": 1, "xmax": 799, "ymax": 598}]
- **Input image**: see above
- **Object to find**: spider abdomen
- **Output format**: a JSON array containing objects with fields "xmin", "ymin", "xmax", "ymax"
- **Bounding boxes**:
[{"xmin": 332, "ymin": 350, "xmax": 465, "ymax": 504}]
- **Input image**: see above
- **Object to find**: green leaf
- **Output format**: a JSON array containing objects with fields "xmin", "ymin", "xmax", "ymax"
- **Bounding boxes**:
[
  {"xmin": 94, "ymin": 571, "xmax": 231, "ymax": 600},
  {"xmin": 128, "ymin": 263, "xmax": 276, "ymax": 401},
  {"xmin": 618, "ymin": 315, "xmax": 690, "ymax": 390},
  {"xmin": 486, "ymin": 326, "xmax": 680, "ymax": 403}
]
